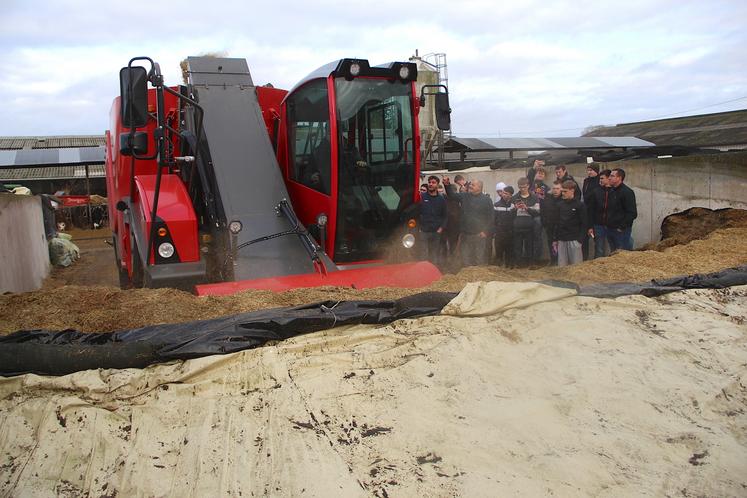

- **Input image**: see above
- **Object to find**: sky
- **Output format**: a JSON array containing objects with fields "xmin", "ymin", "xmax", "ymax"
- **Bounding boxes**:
[{"xmin": 1, "ymin": 0, "xmax": 745, "ymax": 138}]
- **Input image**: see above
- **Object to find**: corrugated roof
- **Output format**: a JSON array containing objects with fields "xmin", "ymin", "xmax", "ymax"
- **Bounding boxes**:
[
  {"xmin": 0, "ymin": 146, "xmax": 105, "ymax": 167},
  {"xmin": 0, "ymin": 164, "xmax": 105, "ymax": 181},
  {"xmin": 584, "ymin": 109, "xmax": 747, "ymax": 147},
  {"xmin": 0, "ymin": 135, "xmax": 106, "ymax": 150},
  {"xmin": 445, "ymin": 136, "xmax": 654, "ymax": 151}
]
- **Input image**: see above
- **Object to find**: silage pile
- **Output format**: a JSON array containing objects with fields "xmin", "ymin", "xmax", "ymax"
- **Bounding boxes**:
[
  {"xmin": 2, "ymin": 227, "xmax": 747, "ymax": 334},
  {"xmin": 643, "ymin": 207, "xmax": 747, "ymax": 250}
]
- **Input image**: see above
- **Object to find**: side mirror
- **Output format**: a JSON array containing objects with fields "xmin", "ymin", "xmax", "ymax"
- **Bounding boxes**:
[
  {"xmin": 119, "ymin": 66, "xmax": 148, "ymax": 128},
  {"xmin": 434, "ymin": 93, "xmax": 451, "ymax": 131},
  {"xmin": 119, "ymin": 131, "xmax": 148, "ymax": 156},
  {"xmin": 419, "ymin": 84, "xmax": 451, "ymax": 131}
]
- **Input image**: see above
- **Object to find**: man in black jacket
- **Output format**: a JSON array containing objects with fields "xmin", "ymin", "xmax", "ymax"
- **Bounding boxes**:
[
  {"xmin": 417, "ymin": 175, "xmax": 447, "ymax": 266},
  {"xmin": 459, "ymin": 179, "xmax": 494, "ymax": 267},
  {"xmin": 605, "ymin": 168, "xmax": 637, "ymax": 251},
  {"xmin": 512, "ymin": 177, "xmax": 541, "ymax": 267},
  {"xmin": 541, "ymin": 180, "xmax": 563, "ymax": 265},
  {"xmin": 555, "ymin": 180, "xmax": 588, "ymax": 266},
  {"xmin": 526, "ymin": 158, "xmax": 546, "ymax": 185},
  {"xmin": 554, "ymin": 165, "xmax": 581, "ymax": 200},
  {"xmin": 493, "ymin": 184, "xmax": 514, "ymax": 267},
  {"xmin": 585, "ymin": 169, "xmax": 612, "ymax": 258},
  {"xmin": 581, "ymin": 164, "xmax": 600, "ymax": 260},
  {"xmin": 582, "ymin": 164, "xmax": 600, "ymax": 201}
]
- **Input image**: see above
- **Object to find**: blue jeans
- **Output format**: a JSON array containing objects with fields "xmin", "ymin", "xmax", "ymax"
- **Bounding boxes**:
[
  {"xmin": 593, "ymin": 225, "xmax": 608, "ymax": 258},
  {"xmin": 606, "ymin": 227, "xmax": 633, "ymax": 252}
]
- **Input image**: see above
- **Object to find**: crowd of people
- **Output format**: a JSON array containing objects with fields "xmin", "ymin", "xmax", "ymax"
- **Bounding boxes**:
[{"xmin": 416, "ymin": 159, "xmax": 638, "ymax": 270}]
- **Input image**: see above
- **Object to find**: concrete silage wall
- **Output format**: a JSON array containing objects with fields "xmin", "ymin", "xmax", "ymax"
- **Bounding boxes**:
[
  {"xmin": 566, "ymin": 151, "xmax": 747, "ymax": 247},
  {"xmin": 438, "ymin": 151, "xmax": 747, "ymax": 248},
  {"xmin": 0, "ymin": 194, "xmax": 50, "ymax": 293}
]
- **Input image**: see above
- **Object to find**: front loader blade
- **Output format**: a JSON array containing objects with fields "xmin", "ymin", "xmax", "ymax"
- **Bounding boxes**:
[{"xmin": 194, "ymin": 261, "xmax": 442, "ymax": 296}]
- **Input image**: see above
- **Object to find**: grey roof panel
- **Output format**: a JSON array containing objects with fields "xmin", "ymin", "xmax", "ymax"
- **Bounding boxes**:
[
  {"xmin": 0, "ymin": 146, "xmax": 105, "ymax": 167},
  {"xmin": 447, "ymin": 136, "xmax": 655, "ymax": 151},
  {"xmin": 59, "ymin": 148, "xmax": 79, "ymax": 164},
  {"xmin": 0, "ymin": 164, "xmax": 105, "ymax": 181},
  {"xmin": 593, "ymin": 137, "xmax": 655, "ymax": 147},
  {"xmin": 79, "ymin": 147, "xmax": 106, "ymax": 162},
  {"xmin": 0, "ymin": 150, "xmax": 16, "ymax": 166},
  {"xmin": 0, "ymin": 135, "xmax": 105, "ymax": 150},
  {"xmin": 547, "ymin": 137, "xmax": 610, "ymax": 148},
  {"xmin": 14, "ymin": 149, "xmax": 59, "ymax": 166}
]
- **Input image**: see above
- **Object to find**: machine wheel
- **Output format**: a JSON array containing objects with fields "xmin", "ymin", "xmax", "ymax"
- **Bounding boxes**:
[
  {"xmin": 113, "ymin": 235, "xmax": 131, "ymax": 289},
  {"xmin": 130, "ymin": 236, "xmax": 145, "ymax": 288}
]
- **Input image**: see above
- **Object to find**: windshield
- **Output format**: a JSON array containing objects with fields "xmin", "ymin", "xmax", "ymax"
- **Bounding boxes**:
[{"xmin": 334, "ymin": 78, "xmax": 416, "ymax": 262}]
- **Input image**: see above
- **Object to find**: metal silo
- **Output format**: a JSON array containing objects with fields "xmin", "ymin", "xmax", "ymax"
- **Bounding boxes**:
[{"xmin": 410, "ymin": 51, "xmax": 447, "ymax": 168}]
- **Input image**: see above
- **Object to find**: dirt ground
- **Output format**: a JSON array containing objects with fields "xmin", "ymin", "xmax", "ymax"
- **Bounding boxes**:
[
  {"xmin": 44, "ymin": 226, "xmax": 118, "ymax": 288},
  {"xmin": 2, "ymin": 224, "xmax": 747, "ymax": 335}
]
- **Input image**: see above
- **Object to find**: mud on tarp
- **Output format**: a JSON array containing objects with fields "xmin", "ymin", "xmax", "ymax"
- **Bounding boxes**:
[
  {"xmin": 0, "ymin": 292, "xmax": 456, "ymax": 377},
  {"xmin": 578, "ymin": 265, "xmax": 747, "ymax": 298}
]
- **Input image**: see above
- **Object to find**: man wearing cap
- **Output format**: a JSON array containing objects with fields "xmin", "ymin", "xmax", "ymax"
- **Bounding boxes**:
[
  {"xmin": 582, "ymin": 164, "xmax": 600, "ymax": 201},
  {"xmin": 493, "ymin": 183, "xmax": 515, "ymax": 267}
]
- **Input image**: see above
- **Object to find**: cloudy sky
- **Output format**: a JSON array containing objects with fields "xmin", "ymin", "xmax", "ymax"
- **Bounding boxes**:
[{"xmin": 1, "ymin": 0, "xmax": 745, "ymax": 138}]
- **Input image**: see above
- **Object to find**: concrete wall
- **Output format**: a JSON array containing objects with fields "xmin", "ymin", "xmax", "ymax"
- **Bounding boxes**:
[
  {"xmin": 0, "ymin": 194, "xmax": 50, "ymax": 293},
  {"xmin": 429, "ymin": 151, "xmax": 747, "ymax": 248}
]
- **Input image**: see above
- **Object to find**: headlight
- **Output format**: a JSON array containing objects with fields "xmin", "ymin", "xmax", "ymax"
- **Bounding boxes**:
[
  {"xmin": 316, "ymin": 213, "xmax": 328, "ymax": 227},
  {"xmin": 349, "ymin": 63, "xmax": 361, "ymax": 77},
  {"xmin": 402, "ymin": 233, "xmax": 415, "ymax": 249},
  {"xmin": 398, "ymin": 65, "xmax": 410, "ymax": 80},
  {"xmin": 229, "ymin": 220, "xmax": 242, "ymax": 234},
  {"xmin": 158, "ymin": 242, "xmax": 175, "ymax": 258}
]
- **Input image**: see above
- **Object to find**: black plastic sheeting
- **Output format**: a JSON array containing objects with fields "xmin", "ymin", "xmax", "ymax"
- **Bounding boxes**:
[
  {"xmin": 3, "ymin": 266, "xmax": 747, "ymax": 377},
  {"xmin": 578, "ymin": 265, "xmax": 747, "ymax": 298},
  {"xmin": 0, "ymin": 292, "xmax": 456, "ymax": 377}
]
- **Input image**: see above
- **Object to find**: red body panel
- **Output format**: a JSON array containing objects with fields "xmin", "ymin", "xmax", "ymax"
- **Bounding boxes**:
[
  {"xmin": 106, "ymin": 88, "xmax": 198, "ymax": 274},
  {"xmin": 195, "ymin": 261, "xmax": 441, "ymax": 295},
  {"xmin": 135, "ymin": 175, "xmax": 200, "ymax": 263},
  {"xmin": 256, "ymin": 86, "xmax": 288, "ymax": 139}
]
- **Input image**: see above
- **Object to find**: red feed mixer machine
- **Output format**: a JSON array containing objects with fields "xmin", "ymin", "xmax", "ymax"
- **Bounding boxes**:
[{"xmin": 106, "ymin": 56, "xmax": 452, "ymax": 296}]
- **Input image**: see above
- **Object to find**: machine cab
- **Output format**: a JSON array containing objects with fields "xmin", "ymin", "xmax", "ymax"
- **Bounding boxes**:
[{"xmin": 280, "ymin": 59, "xmax": 420, "ymax": 263}]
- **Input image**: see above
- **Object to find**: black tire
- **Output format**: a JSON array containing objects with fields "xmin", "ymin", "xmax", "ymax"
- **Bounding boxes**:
[
  {"xmin": 131, "ymin": 235, "xmax": 145, "ymax": 288},
  {"xmin": 113, "ymin": 235, "xmax": 132, "ymax": 289}
]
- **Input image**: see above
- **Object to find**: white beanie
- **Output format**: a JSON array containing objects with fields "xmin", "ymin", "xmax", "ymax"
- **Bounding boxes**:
[{"xmin": 495, "ymin": 182, "xmax": 507, "ymax": 192}]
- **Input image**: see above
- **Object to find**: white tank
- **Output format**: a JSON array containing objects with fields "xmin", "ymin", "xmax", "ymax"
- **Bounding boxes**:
[
  {"xmin": 409, "ymin": 56, "xmax": 440, "ymax": 135},
  {"xmin": 409, "ymin": 55, "xmax": 441, "ymax": 161}
]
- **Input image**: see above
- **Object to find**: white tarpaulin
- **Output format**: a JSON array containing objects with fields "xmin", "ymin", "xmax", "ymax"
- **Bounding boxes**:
[{"xmin": 1, "ymin": 283, "xmax": 746, "ymax": 497}]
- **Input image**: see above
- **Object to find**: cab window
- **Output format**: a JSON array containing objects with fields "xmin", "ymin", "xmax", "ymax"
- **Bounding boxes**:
[{"xmin": 286, "ymin": 79, "xmax": 331, "ymax": 195}]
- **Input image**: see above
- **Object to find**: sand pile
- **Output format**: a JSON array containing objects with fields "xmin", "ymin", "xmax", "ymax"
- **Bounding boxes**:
[
  {"xmin": 2, "ymin": 282, "xmax": 745, "ymax": 496},
  {"xmin": 2, "ymin": 227, "xmax": 747, "ymax": 334}
]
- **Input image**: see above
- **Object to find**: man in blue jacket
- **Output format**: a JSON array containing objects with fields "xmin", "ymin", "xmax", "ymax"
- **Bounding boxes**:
[{"xmin": 417, "ymin": 175, "xmax": 448, "ymax": 266}]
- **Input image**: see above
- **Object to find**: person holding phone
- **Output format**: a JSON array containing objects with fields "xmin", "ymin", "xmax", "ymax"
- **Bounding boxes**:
[{"xmin": 511, "ymin": 177, "xmax": 541, "ymax": 267}]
